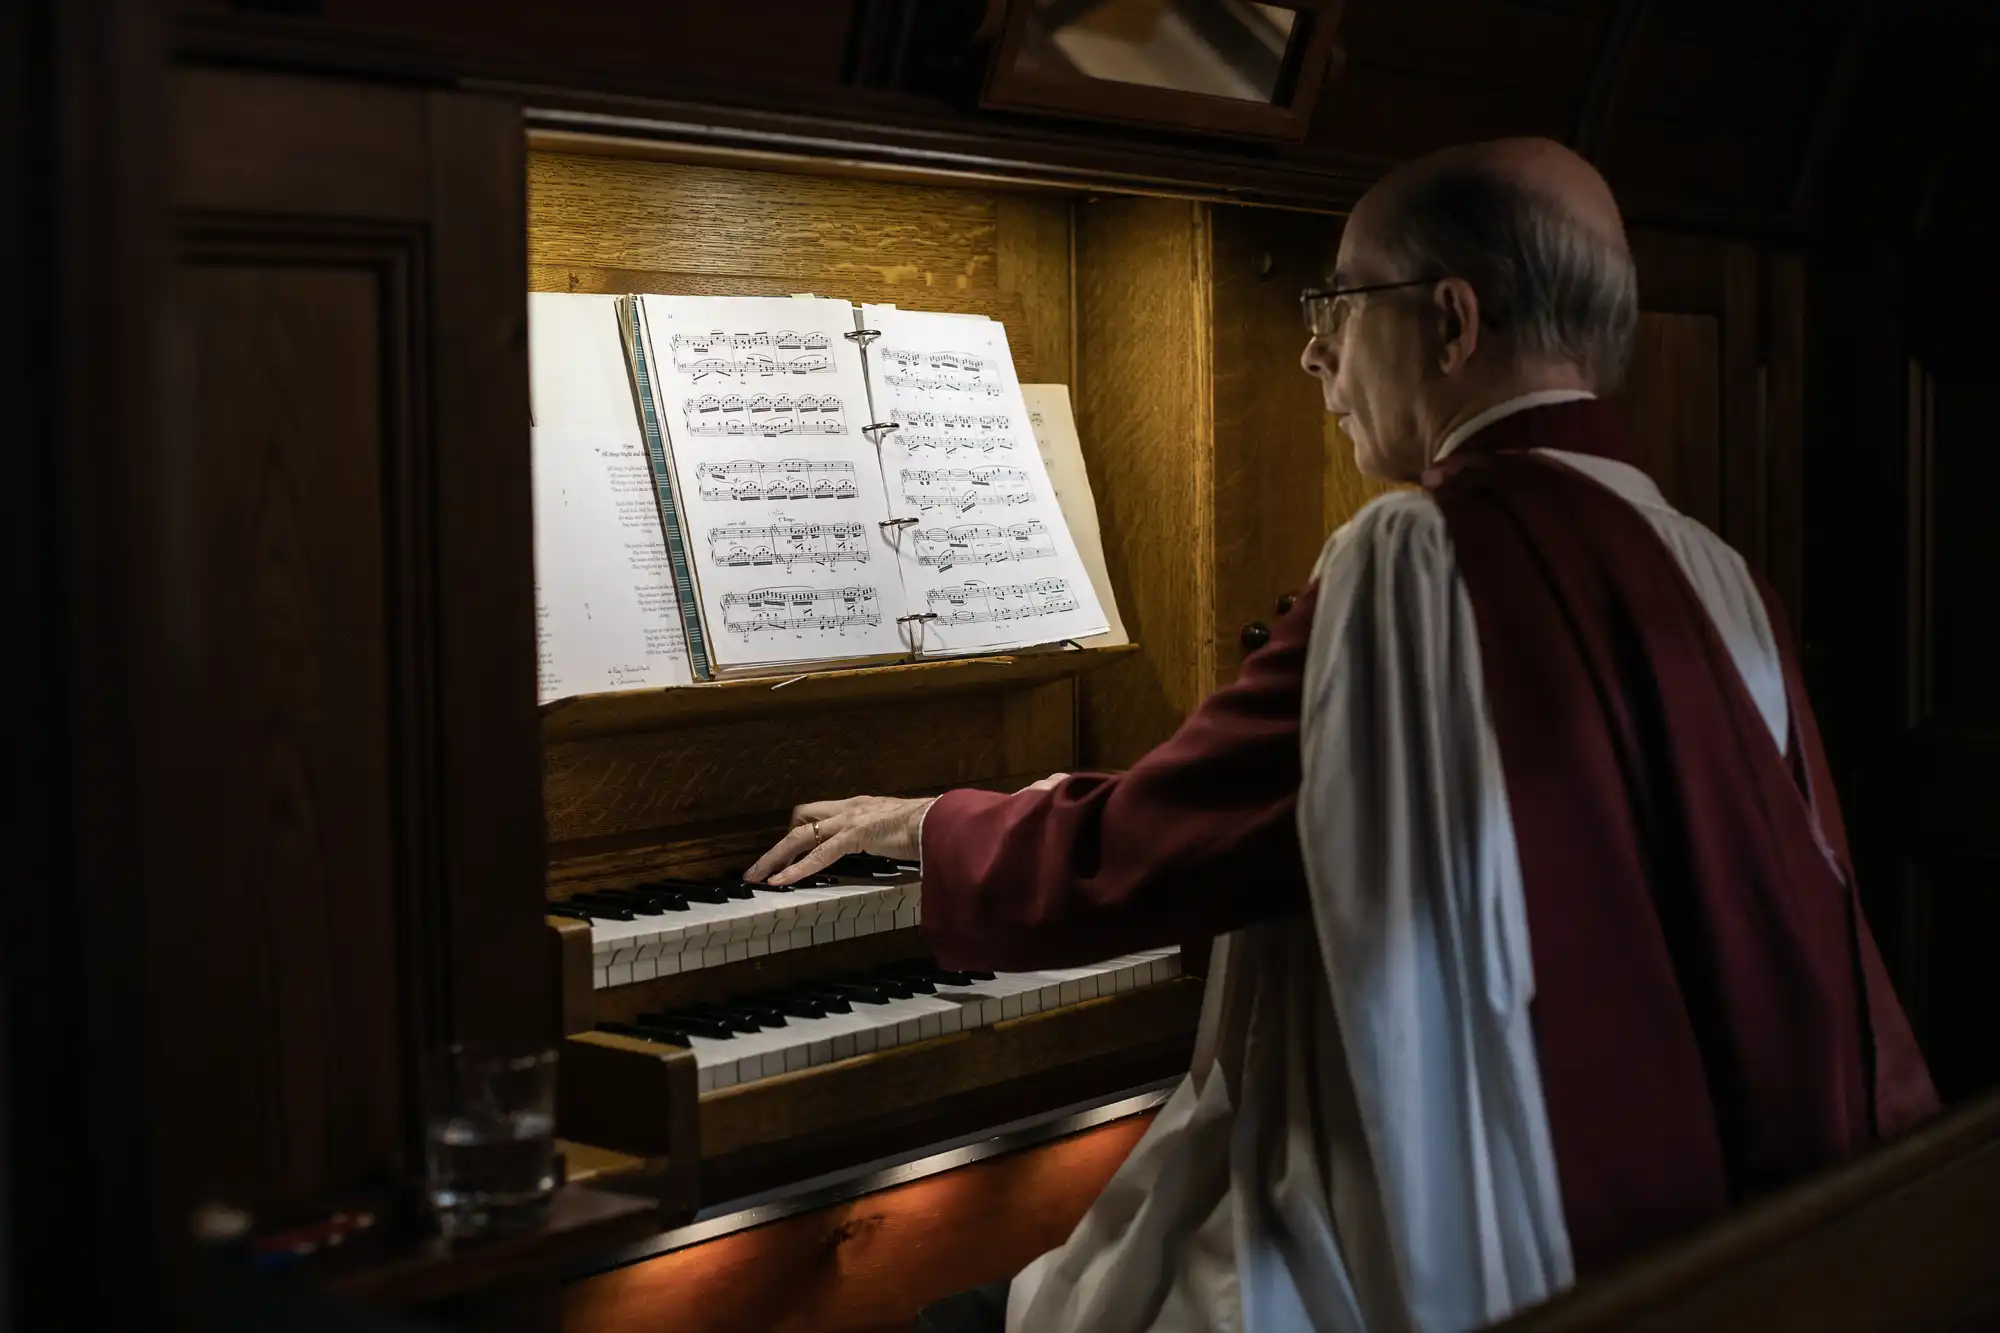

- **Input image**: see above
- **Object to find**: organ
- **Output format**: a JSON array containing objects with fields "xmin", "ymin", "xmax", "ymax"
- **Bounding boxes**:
[{"xmin": 18, "ymin": 1, "xmax": 2000, "ymax": 1331}]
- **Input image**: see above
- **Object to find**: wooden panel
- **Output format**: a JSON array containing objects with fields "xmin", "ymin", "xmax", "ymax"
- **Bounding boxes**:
[
  {"xmin": 1908, "ymin": 862, "xmax": 2000, "ymax": 1102},
  {"xmin": 1309, "ymin": 63, "xmax": 1577, "ymax": 163},
  {"xmin": 1335, "ymin": 0, "xmax": 1606, "ymax": 97},
  {"xmin": 527, "ymin": 153, "xmax": 1073, "ymax": 384},
  {"xmin": 1610, "ymin": 311, "xmax": 1723, "ymax": 531},
  {"xmin": 425, "ymin": 91, "xmax": 552, "ymax": 1047},
  {"xmin": 162, "ymin": 259, "xmax": 404, "ymax": 1209},
  {"xmin": 564, "ymin": 1111, "xmax": 1157, "ymax": 1333},
  {"xmin": 1075, "ymin": 197, "xmax": 1215, "ymax": 766},
  {"xmin": 1498, "ymin": 1092, "xmax": 2000, "ymax": 1333},
  {"xmin": 1209, "ymin": 204, "xmax": 1338, "ymax": 674},
  {"xmin": 1913, "ymin": 371, "xmax": 2000, "ymax": 729},
  {"xmin": 174, "ymin": 69, "xmax": 426, "ymax": 217},
  {"xmin": 543, "ymin": 684, "xmax": 1075, "ymax": 849}
]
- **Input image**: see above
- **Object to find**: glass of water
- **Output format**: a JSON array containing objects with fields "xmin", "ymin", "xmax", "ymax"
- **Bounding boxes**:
[{"xmin": 424, "ymin": 1042, "xmax": 559, "ymax": 1239}]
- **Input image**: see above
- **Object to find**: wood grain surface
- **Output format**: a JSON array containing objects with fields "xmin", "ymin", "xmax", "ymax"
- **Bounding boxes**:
[{"xmin": 563, "ymin": 1110, "xmax": 1159, "ymax": 1333}]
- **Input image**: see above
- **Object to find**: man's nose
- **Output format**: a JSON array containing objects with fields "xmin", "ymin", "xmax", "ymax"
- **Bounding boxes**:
[{"xmin": 1300, "ymin": 334, "xmax": 1335, "ymax": 378}]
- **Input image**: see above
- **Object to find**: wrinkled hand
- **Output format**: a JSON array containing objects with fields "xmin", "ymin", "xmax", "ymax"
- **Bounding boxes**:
[{"xmin": 745, "ymin": 794, "xmax": 937, "ymax": 887}]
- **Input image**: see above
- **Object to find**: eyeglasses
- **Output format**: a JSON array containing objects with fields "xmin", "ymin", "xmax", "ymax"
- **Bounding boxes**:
[{"xmin": 1299, "ymin": 277, "xmax": 1443, "ymax": 339}]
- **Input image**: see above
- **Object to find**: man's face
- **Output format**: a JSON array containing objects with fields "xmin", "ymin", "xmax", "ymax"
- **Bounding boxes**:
[{"xmin": 1299, "ymin": 222, "xmax": 1436, "ymax": 483}]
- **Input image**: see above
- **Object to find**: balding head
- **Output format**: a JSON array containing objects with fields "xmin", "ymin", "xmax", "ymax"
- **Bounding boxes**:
[{"xmin": 1346, "ymin": 137, "xmax": 1637, "ymax": 388}]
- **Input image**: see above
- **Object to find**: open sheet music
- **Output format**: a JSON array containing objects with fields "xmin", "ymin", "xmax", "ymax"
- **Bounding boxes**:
[
  {"xmin": 528, "ymin": 291, "xmax": 1126, "ymax": 692},
  {"xmin": 632, "ymin": 295, "xmax": 910, "ymax": 673},
  {"xmin": 528, "ymin": 293, "xmax": 693, "ymax": 702},
  {"xmin": 861, "ymin": 305, "xmax": 1111, "ymax": 654}
]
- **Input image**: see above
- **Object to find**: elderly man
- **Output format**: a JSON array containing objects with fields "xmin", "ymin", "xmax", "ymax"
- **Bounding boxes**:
[{"xmin": 746, "ymin": 137, "xmax": 1937, "ymax": 1333}]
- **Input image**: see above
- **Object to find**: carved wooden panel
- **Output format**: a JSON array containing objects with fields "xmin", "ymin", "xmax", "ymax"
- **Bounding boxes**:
[
  {"xmin": 156, "ymin": 70, "xmax": 547, "ymax": 1229},
  {"xmin": 160, "ymin": 254, "xmax": 408, "ymax": 1210}
]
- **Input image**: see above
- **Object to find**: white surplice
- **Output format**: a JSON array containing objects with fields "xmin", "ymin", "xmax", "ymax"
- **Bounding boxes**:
[{"xmin": 1005, "ymin": 399, "xmax": 1789, "ymax": 1333}]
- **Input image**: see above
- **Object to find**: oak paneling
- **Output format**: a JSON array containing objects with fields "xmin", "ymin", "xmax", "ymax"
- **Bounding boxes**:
[
  {"xmin": 1209, "ymin": 205, "xmax": 1340, "ymax": 674},
  {"xmin": 564, "ymin": 1112, "xmax": 1157, "ymax": 1333},
  {"xmin": 1074, "ymin": 197, "xmax": 1215, "ymax": 766},
  {"xmin": 542, "ymin": 687, "xmax": 1075, "ymax": 849}
]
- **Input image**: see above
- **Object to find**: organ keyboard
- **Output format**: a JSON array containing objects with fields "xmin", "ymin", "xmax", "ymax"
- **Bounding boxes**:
[{"xmin": 549, "ymin": 852, "xmax": 1203, "ymax": 1210}]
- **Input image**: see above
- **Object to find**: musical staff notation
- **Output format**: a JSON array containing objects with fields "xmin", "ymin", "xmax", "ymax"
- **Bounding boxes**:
[
  {"xmin": 913, "ymin": 522, "xmax": 1054, "ymax": 571},
  {"xmin": 698, "ymin": 459, "xmax": 859, "ymax": 502},
  {"xmin": 682, "ymin": 392, "xmax": 847, "ymax": 437},
  {"xmin": 900, "ymin": 410, "xmax": 1012, "ymax": 431},
  {"xmin": 879, "ymin": 348, "xmax": 992, "ymax": 376},
  {"xmin": 720, "ymin": 585, "xmax": 882, "ymax": 634},
  {"xmin": 925, "ymin": 578, "xmax": 1080, "ymax": 625},
  {"xmin": 899, "ymin": 434, "xmax": 1015, "ymax": 456},
  {"xmin": 884, "ymin": 371, "xmax": 1004, "ymax": 398},
  {"xmin": 707, "ymin": 520, "xmax": 870, "ymax": 570},
  {"xmin": 900, "ymin": 466, "xmax": 1033, "ymax": 512},
  {"xmin": 671, "ymin": 329, "xmax": 835, "ymax": 381}
]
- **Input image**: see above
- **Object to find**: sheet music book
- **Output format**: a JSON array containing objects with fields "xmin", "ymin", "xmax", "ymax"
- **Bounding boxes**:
[
  {"xmin": 625, "ymin": 294, "xmax": 1114, "ymax": 679},
  {"xmin": 528, "ymin": 293, "xmax": 694, "ymax": 703},
  {"xmin": 1021, "ymin": 383, "xmax": 1129, "ymax": 650}
]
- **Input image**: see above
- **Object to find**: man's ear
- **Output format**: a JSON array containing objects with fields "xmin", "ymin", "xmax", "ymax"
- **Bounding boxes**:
[{"xmin": 1432, "ymin": 278, "xmax": 1481, "ymax": 374}]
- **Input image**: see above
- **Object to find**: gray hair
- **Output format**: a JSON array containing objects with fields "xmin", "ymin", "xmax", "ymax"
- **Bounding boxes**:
[{"xmin": 1375, "ymin": 167, "xmax": 1638, "ymax": 390}]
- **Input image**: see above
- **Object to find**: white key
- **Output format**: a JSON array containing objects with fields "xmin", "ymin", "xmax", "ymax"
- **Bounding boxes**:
[{"xmin": 581, "ymin": 878, "xmax": 919, "ymax": 988}]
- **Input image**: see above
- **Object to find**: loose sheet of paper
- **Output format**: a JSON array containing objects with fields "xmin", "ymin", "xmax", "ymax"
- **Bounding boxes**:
[
  {"xmin": 528, "ymin": 293, "xmax": 693, "ymax": 702},
  {"xmin": 861, "ymin": 306, "xmax": 1110, "ymax": 653},
  {"xmin": 638, "ymin": 295, "xmax": 909, "ymax": 668},
  {"xmin": 1021, "ymin": 384, "xmax": 1129, "ymax": 648}
]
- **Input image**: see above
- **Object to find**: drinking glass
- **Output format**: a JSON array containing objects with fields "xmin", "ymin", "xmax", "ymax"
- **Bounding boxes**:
[{"xmin": 424, "ymin": 1042, "xmax": 559, "ymax": 1239}]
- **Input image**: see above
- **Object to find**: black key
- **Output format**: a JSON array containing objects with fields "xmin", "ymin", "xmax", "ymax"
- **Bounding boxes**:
[
  {"xmin": 547, "ymin": 906, "xmax": 596, "ymax": 923},
  {"xmin": 649, "ymin": 879, "xmax": 735, "ymax": 904},
  {"xmin": 830, "ymin": 853, "xmax": 906, "ymax": 879},
  {"xmin": 571, "ymin": 892, "xmax": 667, "ymax": 917},
  {"xmin": 679, "ymin": 1003, "xmax": 766, "ymax": 1035},
  {"xmin": 962, "ymin": 969, "xmax": 997, "ymax": 981},
  {"xmin": 639, "ymin": 1010, "xmax": 738, "ymax": 1040},
  {"xmin": 885, "ymin": 959, "xmax": 975, "ymax": 988},
  {"xmin": 594, "ymin": 887, "xmax": 692, "ymax": 912},
  {"xmin": 721, "ymin": 998, "xmax": 791, "ymax": 1028},
  {"xmin": 870, "ymin": 975, "xmax": 916, "ymax": 999},
  {"xmin": 597, "ymin": 1021, "xmax": 691, "ymax": 1048},
  {"xmin": 790, "ymin": 986, "xmax": 853, "ymax": 1014},
  {"xmin": 765, "ymin": 992, "xmax": 828, "ymax": 1019},
  {"xmin": 564, "ymin": 901, "xmax": 635, "ymax": 921},
  {"xmin": 821, "ymin": 981, "xmax": 890, "ymax": 1005},
  {"xmin": 687, "ymin": 999, "xmax": 785, "ymax": 1030}
]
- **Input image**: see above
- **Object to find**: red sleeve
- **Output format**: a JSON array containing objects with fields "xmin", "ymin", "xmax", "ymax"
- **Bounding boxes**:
[{"xmin": 917, "ymin": 585, "xmax": 1318, "ymax": 971}]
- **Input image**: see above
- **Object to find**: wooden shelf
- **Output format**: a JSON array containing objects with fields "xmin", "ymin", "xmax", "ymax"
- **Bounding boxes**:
[
  {"xmin": 540, "ymin": 643, "xmax": 1139, "ymax": 741},
  {"xmin": 314, "ymin": 1185, "xmax": 658, "ymax": 1307}
]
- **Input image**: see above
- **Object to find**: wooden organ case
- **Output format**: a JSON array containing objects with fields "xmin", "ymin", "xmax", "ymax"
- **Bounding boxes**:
[{"xmin": 526, "ymin": 141, "xmax": 1350, "ymax": 1213}]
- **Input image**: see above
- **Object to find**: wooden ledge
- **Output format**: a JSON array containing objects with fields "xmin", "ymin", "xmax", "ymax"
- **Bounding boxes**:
[
  {"xmin": 540, "ymin": 643, "xmax": 1138, "ymax": 740},
  {"xmin": 316, "ymin": 1185, "xmax": 658, "ymax": 1308}
]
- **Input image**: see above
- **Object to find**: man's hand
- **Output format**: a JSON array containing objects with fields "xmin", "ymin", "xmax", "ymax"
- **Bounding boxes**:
[{"xmin": 745, "ymin": 794, "xmax": 937, "ymax": 887}]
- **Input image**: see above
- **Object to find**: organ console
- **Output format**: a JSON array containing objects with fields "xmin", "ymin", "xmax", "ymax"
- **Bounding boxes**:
[
  {"xmin": 30, "ymin": 4, "xmax": 1994, "ymax": 1329},
  {"xmin": 513, "ymin": 135, "xmax": 1340, "ymax": 1243}
]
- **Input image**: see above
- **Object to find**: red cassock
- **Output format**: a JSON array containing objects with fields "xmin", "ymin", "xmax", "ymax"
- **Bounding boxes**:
[{"xmin": 919, "ymin": 399, "xmax": 1938, "ymax": 1276}]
